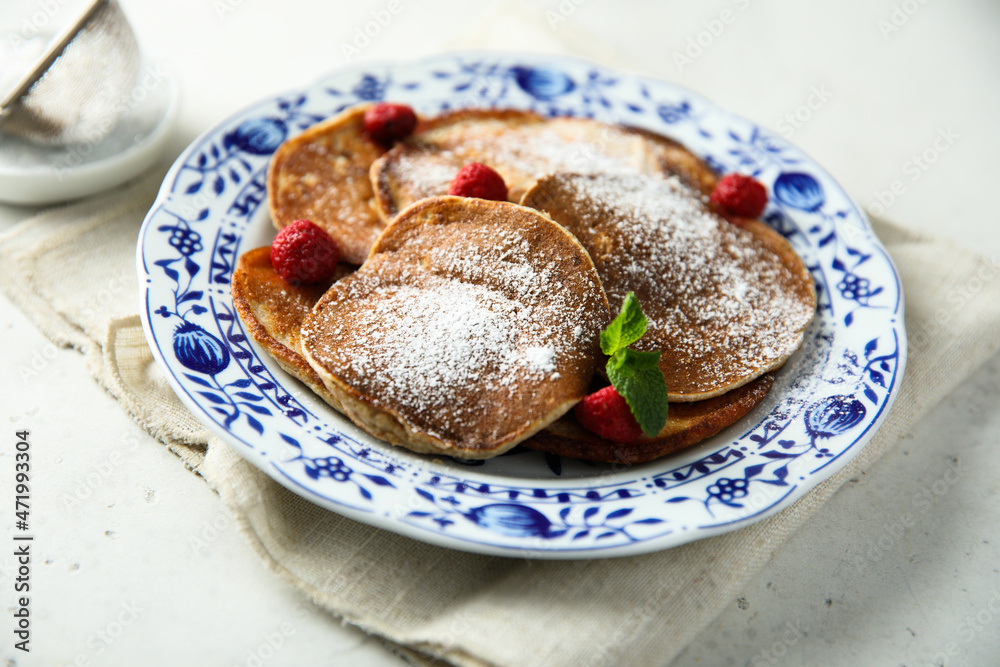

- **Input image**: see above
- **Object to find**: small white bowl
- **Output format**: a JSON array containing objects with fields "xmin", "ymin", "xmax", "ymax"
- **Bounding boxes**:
[{"xmin": 0, "ymin": 57, "xmax": 179, "ymax": 206}]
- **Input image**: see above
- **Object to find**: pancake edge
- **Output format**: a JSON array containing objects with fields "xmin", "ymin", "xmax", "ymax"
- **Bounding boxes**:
[
  {"xmin": 230, "ymin": 247, "xmax": 345, "ymax": 413},
  {"xmin": 523, "ymin": 373, "xmax": 775, "ymax": 464},
  {"xmin": 301, "ymin": 196, "xmax": 611, "ymax": 459},
  {"xmin": 520, "ymin": 175, "xmax": 817, "ymax": 403}
]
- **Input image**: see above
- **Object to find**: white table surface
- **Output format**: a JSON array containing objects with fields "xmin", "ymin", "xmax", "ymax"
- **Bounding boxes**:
[{"xmin": 2, "ymin": 1, "xmax": 998, "ymax": 665}]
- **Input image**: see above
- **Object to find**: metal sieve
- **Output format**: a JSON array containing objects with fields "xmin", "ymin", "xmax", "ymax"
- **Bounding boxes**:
[{"xmin": 0, "ymin": 0, "xmax": 140, "ymax": 146}]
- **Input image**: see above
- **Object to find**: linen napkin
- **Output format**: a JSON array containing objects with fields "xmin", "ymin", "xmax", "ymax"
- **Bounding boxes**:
[{"xmin": 3, "ymin": 163, "xmax": 1000, "ymax": 667}]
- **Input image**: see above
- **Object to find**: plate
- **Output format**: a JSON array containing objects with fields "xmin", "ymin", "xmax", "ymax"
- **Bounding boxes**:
[{"xmin": 137, "ymin": 52, "xmax": 906, "ymax": 559}]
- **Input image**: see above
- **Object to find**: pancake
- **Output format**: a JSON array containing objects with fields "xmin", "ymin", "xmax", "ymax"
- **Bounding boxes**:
[
  {"xmin": 371, "ymin": 108, "xmax": 715, "ymax": 222},
  {"xmin": 231, "ymin": 235, "xmax": 772, "ymax": 463},
  {"xmin": 300, "ymin": 196, "xmax": 611, "ymax": 459},
  {"xmin": 522, "ymin": 373, "xmax": 773, "ymax": 464},
  {"xmin": 267, "ymin": 104, "xmax": 387, "ymax": 265},
  {"xmin": 230, "ymin": 246, "xmax": 353, "ymax": 411},
  {"xmin": 521, "ymin": 172, "xmax": 816, "ymax": 402}
]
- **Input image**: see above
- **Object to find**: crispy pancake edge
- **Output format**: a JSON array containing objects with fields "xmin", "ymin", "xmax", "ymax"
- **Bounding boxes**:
[
  {"xmin": 230, "ymin": 247, "xmax": 345, "ymax": 412},
  {"xmin": 231, "ymin": 223, "xmax": 781, "ymax": 463},
  {"xmin": 267, "ymin": 103, "xmax": 370, "ymax": 228},
  {"xmin": 267, "ymin": 103, "xmax": 386, "ymax": 265},
  {"xmin": 256, "ymin": 106, "xmax": 812, "ymax": 460},
  {"xmin": 522, "ymin": 373, "xmax": 774, "ymax": 464}
]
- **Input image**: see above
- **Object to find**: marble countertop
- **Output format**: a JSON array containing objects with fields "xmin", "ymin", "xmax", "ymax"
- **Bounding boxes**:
[{"xmin": 2, "ymin": 1, "xmax": 998, "ymax": 665}]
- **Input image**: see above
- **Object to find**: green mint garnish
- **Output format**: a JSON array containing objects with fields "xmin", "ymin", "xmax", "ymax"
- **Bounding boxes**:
[
  {"xmin": 602, "ymin": 292, "xmax": 669, "ymax": 437},
  {"xmin": 600, "ymin": 291, "xmax": 648, "ymax": 355}
]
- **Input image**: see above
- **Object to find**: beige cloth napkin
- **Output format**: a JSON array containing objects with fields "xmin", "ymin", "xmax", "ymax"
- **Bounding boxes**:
[{"xmin": 3, "ymin": 166, "xmax": 1000, "ymax": 667}]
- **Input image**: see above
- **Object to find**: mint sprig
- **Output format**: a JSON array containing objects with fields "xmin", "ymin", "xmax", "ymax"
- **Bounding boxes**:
[{"xmin": 602, "ymin": 292, "xmax": 668, "ymax": 437}]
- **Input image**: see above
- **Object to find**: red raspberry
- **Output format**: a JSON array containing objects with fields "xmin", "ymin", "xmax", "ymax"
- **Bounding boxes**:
[
  {"xmin": 448, "ymin": 163, "xmax": 508, "ymax": 201},
  {"xmin": 574, "ymin": 385, "xmax": 645, "ymax": 444},
  {"xmin": 362, "ymin": 102, "xmax": 417, "ymax": 147},
  {"xmin": 710, "ymin": 173, "xmax": 768, "ymax": 218},
  {"xmin": 270, "ymin": 219, "xmax": 340, "ymax": 285}
]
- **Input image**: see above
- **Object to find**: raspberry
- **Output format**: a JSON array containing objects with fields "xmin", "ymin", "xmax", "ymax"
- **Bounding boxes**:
[
  {"xmin": 710, "ymin": 173, "xmax": 768, "ymax": 218},
  {"xmin": 448, "ymin": 163, "xmax": 508, "ymax": 201},
  {"xmin": 574, "ymin": 385, "xmax": 645, "ymax": 444},
  {"xmin": 270, "ymin": 219, "xmax": 340, "ymax": 285},
  {"xmin": 362, "ymin": 102, "xmax": 417, "ymax": 147}
]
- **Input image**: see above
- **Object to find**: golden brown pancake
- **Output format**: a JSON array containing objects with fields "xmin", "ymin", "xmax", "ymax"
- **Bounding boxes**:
[
  {"xmin": 231, "ymin": 247, "xmax": 353, "ymax": 411},
  {"xmin": 625, "ymin": 125, "xmax": 718, "ymax": 197},
  {"xmin": 522, "ymin": 172, "xmax": 816, "ymax": 402},
  {"xmin": 300, "ymin": 196, "xmax": 610, "ymax": 459},
  {"xmin": 371, "ymin": 108, "xmax": 714, "ymax": 222},
  {"xmin": 522, "ymin": 374, "xmax": 774, "ymax": 464},
  {"xmin": 252, "ymin": 106, "xmax": 812, "ymax": 462},
  {"xmin": 231, "ymin": 240, "xmax": 773, "ymax": 463},
  {"xmin": 267, "ymin": 104, "xmax": 387, "ymax": 265}
]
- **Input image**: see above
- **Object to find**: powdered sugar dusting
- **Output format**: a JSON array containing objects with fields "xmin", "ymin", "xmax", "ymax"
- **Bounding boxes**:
[
  {"xmin": 339, "ymin": 281, "xmax": 554, "ymax": 402},
  {"xmin": 386, "ymin": 117, "xmax": 661, "ymax": 205},
  {"xmin": 534, "ymin": 172, "xmax": 815, "ymax": 396},
  {"xmin": 302, "ymin": 206, "xmax": 607, "ymax": 445},
  {"xmin": 390, "ymin": 151, "xmax": 457, "ymax": 196},
  {"xmin": 464, "ymin": 120, "xmax": 643, "ymax": 179},
  {"xmin": 524, "ymin": 345, "xmax": 557, "ymax": 373}
]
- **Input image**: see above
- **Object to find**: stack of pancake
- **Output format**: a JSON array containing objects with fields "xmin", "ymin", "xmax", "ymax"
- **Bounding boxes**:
[{"xmin": 234, "ymin": 104, "xmax": 816, "ymax": 464}]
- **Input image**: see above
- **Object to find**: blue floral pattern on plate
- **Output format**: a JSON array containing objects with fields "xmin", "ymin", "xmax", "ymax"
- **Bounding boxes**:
[{"xmin": 137, "ymin": 53, "xmax": 906, "ymax": 558}]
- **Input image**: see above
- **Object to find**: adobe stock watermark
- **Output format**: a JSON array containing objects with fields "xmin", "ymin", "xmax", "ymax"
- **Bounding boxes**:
[
  {"xmin": 17, "ymin": 267, "xmax": 132, "ymax": 383},
  {"xmin": 848, "ymin": 459, "xmax": 964, "ymax": 574},
  {"xmin": 5, "ymin": 0, "xmax": 77, "ymax": 54},
  {"xmin": 751, "ymin": 619, "xmax": 810, "ymax": 666},
  {"xmin": 189, "ymin": 508, "xmax": 235, "ymax": 556},
  {"xmin": 80, "ymin": 267, "xmax": 134, "ymax": 322},
  {"xmin": 452, "ymin": 75, "xmax": 506, "ymax": 111},
  {"xmin": 930, "ymin": 589, "xmax": 1000, "ymax": 666},
  {"xmin": 16, "ymin": 341, "xmax": 60, "ymax": 384},
  {"xmin": 435, "ymin": 608, "xmax": 481, "ymax": 650},
  {"xmin": 53, "ymin": 62, "xmax": 172, "ymax": 180},
  {"xmin": 234, "ymin": 601, "xmax": 317, "ymax": 667},
  {"xmin": 774, "ymin": 85, "xmax": 833, "ymax": 139},
  {"xmin": 672, "ymin": 0, "xmax": 755, "ymax": 72},
  {"xmin": 339, "ymin": 0, "xmax": 403, "ymax": 63},
  {"xmin": 908, "ymin": 253, "xmax": 1000, "ymax": 354},
  {"xmin": 724, "ymin": 466, "xmax": 794, "ymax": 524},
  {"xmin": 545, "ymin": 0, "xmax": 589, "ymax": 28},
  {"xmin": 581, "ymin": 570, "xmax": 718, "ymax": 667},
  {"xmin": 64, "ymin": 600, "xmax": 143, "ymax": 667},
  {"xmin": 58, "ymin": 430, "xmax": 144, "ymax": 511},
  {"xmin": 564, "ymin": 119, "xmax": 632, "ymax": 174},
  {"xmin": 213, "ymin": 0, "xmax": 245, "ymax": 21},
  {"xmin": 877, "ymin": 0, "xmax": 931, "ymax": 39},
  {"xmin": 865, "ymin": 125, "xmax": 958, "ymax": 218}
]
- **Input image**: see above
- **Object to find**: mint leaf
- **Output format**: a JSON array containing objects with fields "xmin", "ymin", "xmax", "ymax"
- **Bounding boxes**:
[
  {"xmin": 600, "ymin": 292, "xmax": 647, "ymax": 356},
  {"xmin": 607, "ymin": 347, "xmax": 660, "ymax": 374},
  {"xmin": 601, "ymin": 294, "xmax": 669, "ymax": 438},
  {"xmin": 607, "ymin": 350, "xmax": 668, "ymax": 437}
]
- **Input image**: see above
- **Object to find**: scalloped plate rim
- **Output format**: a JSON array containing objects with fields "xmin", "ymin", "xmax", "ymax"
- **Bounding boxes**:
[{"xmin": 136, "ymin": 51, "xmax": 907, "ymax": 559}]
